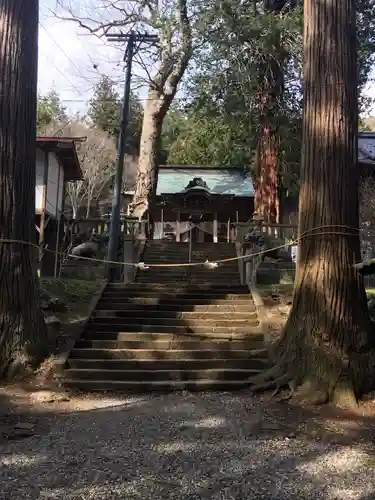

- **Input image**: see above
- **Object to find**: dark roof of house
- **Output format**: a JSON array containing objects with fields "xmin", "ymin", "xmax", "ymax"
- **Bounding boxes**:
[
  {"xmin": 157, "ymin": 165, "xmax": 254, "ymax": 197},
  {"xmin": 36, "ymin": 137, "xmax": 84, "ymax": 181}
]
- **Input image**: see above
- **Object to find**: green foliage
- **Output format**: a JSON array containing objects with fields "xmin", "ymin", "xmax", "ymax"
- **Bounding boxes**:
[
  {"xmin": 87, "ymin": 76, "xmax": 143, "ymax": 154},
  {"xmin": 163, "ymin": 0, "xmax": 303, "ymax": 193},
  {"xmin": 161, "ymin": 0, "xmax": 375, "ymax": 196},
  {"xmin": 166, "ymin": 112, "xmax": 254, "ymax": 169},
  {"xmin": 361, "ymin": 116, "xmax": 375, "ymax": 131},
  {"xmin": 37, "ymin": 89, "xmax": 67, "ymax": 134}
]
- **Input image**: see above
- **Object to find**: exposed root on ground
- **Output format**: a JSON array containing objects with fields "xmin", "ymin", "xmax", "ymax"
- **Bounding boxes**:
[
  {"xmin": 251, "ymin": 372, "xmax": 291, "ymax": 393},
  {"xmin": 249, "ymin": 364, "xmax": 284, "ymax": 386}
]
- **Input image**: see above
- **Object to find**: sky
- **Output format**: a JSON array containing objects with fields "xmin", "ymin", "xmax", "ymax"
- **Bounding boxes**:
[
  {"xmin": 38, "ymin": 0, "xmax": 375, "ymax": 116},
  {"xmin": 38, "ymin": 0, "xmax": 148, "ymax": 115}
]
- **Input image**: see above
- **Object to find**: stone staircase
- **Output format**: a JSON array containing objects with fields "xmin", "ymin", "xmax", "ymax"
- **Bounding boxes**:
[{"xmin": 63, "ymin": 241, "xmax": 267, "ymax": 391}]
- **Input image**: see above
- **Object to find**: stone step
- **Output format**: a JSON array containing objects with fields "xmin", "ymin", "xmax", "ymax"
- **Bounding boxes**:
[
  {"xmin": 135, "ymin": 275, "xmax": 241, "ymax": 281},
  {"xmin": 135, "ymin": 273, "xmax": 240, "ymax": 279},
  {"xmin": 64, "ymin": 368, "xmax": 259, "ymax": 382},
  {"xmin": 136, "ymin": 268, "xmax": 239, "ymax": 274},
  {"xmin": 63, "ymin": 378, "xmax": 252, "ymax": 392},
  {"xmin": 143, "ymin": 254, "xmax": 238, "ymax": 259},
  {"xmin": 71, "ymin": 344, "xmax": 266, "ymax": 357},
  {"xmin": 98, "ymin": 297, "xmax": 254, "ymax": 306},
  {"xmin": 67, "ymin": 358, "xmax": 269, "ymax": 371},
  {"xmin": 95, "ymin": 302, "xmax": 256, "ymax": 313},
  {"xmin": 106, "ymin": 283, "xmax": 249, "ymax": 294},
  {"xmin": 82, "ymin": 329, "xmax": 262, "ymax": 340},
  {"xmin": 102, "ymin": 293, "xmax": 251, "ymax": 301},
  {"xmin": 87, "ymin": 317, "xmax": 260, "ymax": 329},
  {"xmin": 92, "ymin": 310, "xmax": 257, "ymax": 320},
  {"xmin": 78, "ymin": 330, "xmax": 264, "ymax": 349},
  {"xmin": 104, "ymin": 285, "xmax": 250, "ymax": 294},
  {"xmin": 103, "ymin": 292, "xmax": 252, "ymax": 301},
  {"xmin": 135, "ymin": 281, "xmax": 242, "ymax": 286},
  {"xmin": 134, "ymin": 280, "xmax": 242, "ymax": 286}
]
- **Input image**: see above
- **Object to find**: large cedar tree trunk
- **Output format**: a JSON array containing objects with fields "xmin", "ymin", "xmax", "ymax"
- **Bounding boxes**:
[
  {"xmin": 254, "ymin": 125, "xmax": 279, "ymax": 224},
  {"xmin": 0, "ymin": 0, "xmax": 48, "ymax": 378},
  {"xmin": 253, "ymin": 5, "xmax": 286, "ymax": 224},
  {"xmin": 252, "ymin": 0, "xmax": 375, "ymax": 406}
]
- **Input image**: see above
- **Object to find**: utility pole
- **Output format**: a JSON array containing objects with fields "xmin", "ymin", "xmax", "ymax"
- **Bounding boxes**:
[{"xmin": 105, "ymin": 31, "xmax": 158, "ymax": 280}]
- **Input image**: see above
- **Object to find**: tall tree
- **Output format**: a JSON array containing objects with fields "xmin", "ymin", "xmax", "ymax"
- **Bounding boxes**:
[
  {"xmin": 0, "ymin": 0, "xmax": 47, "ymax": 378},
  {"xmin": 63, "ymin": 120, "xmax": 117, "ymax": 219},
  {"xmin": 253, "ymin": 0, "xmax": 297, "ymax": 225},
  {"xmin": 37, "ymin": 89, "xmax": 67, "ymax": 134},
  {"xmin": 88, "ymin": 75, "xmax": 143, "ymax": 154},
  {"xmin": 176, "ymin": 0, "xmax": 302, "ymax": 195},
  {"xmin": 252, "ymin": 0, "xmax": 375, "ymax": 406},
  {"xmin": 56, "ymin": 0, "xmax": 196, "ymax": 219}
]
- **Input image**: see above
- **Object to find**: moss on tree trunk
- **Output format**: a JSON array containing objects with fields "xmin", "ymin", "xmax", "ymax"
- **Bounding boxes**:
[
  {"xmin": 0, "ymin": 0, "xmax": 48, "ymax": 378},
  {"xmin": 252, "ymin": 0, "xmax": 375, "ymax": 406}
]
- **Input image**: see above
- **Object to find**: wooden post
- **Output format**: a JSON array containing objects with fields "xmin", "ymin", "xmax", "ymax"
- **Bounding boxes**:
[
  {"xmin": 39, "ymin": 150, "xmax": 49, "ymax": 264},
  {"xmin": 176, "ymin": 212, "xmax": 180, "ymax": 242},
  {"xmin": 213, "ymin": 212, "xmax": 218, "ymax": 243},
  {"xmin": 227, "ymin": 217, "xmax": 230, "ymax": 243},
  {"xmin": 235, "ymin": 210, "xmax": 239, "ymax": 240},
  {"xmin": 161, "ymin": 208, "xmax": 164, "ymax": 240},
  {"xmin": 53, "ymin": 162, "xmax": 62, "ymax": 278},
  {"xmin": 189, "ymin": 227, "xmax": 192, "ymax": 262}
]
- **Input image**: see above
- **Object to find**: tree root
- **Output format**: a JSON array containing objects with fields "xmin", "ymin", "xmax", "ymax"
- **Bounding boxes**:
[
  {"xmin": 249, "ymin": 364, "xmax": 283, "ymax": 386},
  {"xmin": 251, "ymin": 372, "xmax": 292, "ymax": 393},
  {"xmin": 290, "ymin": 380, "xmax": 329, "ymax": 405}
]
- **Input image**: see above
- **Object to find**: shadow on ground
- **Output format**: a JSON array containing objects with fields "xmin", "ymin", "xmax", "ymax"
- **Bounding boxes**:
[{"xmin": 0, "ymin": 388, "xmax": 375, "ymax": 500}]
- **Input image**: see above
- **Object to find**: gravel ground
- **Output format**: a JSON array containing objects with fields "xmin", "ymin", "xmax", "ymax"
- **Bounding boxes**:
[{"xmin": 0, "ymin": 391, "xmax": 375, "ymax": 500}]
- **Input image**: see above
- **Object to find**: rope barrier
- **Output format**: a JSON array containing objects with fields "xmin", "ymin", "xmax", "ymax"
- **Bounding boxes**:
[{"xmin": 0, "ymin": 224, "xmax": 361, "ymax": 269}]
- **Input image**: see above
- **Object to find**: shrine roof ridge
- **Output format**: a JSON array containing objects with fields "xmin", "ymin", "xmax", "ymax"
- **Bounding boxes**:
[{"xmin": 156, "ymin": 165, "xmax": 254, "ymax": 197}]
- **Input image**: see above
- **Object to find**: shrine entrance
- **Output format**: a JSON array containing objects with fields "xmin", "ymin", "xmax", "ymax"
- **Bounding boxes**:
[
  {"xmin": 152, "ymin": 172, "xmax": 252, "ymax": 243},
  {"xmin": 180, "ymin": 212, "xmax": 214, "ymax": 243}
]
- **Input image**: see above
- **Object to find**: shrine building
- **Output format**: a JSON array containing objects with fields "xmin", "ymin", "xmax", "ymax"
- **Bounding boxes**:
[{"xmin": 150, "ymin": 165, "xmax": 255, "ymax": 243}]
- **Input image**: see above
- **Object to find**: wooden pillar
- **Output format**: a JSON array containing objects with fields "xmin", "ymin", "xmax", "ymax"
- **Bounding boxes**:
[
  {"xmin": 235, "ymin": 210, "xmax": 239, "ymax": 240},
  {"xmin": 176, "ymin": 212, "xmax": 180, "ymax": 242},
  {"xmin": 161, "ymin": 208, "xmax": 164, "ymax": 240},
  {"xmin": 227, "ymin": 217, "xmax": 230, "ymax": 243},
  {"xmin": 53, "ymin": 161, "xmax": 62, "ymax": 277},
  {"xmin": 213, "ymin": 212, "xmax": 218, "ymax": 243},
  {"xmin": 39, "ymin": 150, "xmax": 49, "ymax": 263}
]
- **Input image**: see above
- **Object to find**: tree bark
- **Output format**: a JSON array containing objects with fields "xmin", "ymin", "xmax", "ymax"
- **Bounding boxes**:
[
  {"xmin": 253, "ymin": 28, "xmax": 284, "ymax": 225},
  {"xmin": 0, "ymin": 0, "xmax": 48, "ymax": 378},
  {"xmin": 130, "ymin": 0, "xmax": 192, "ymax": 220},
  {"xmin": 254, "ymin": 126, "xmax": 279, "ymax": 224},
  {"xmin": 130, "ymin": 93, "xmax": 163, "ymax": 219},
  {"xmin": 252, "ymin": 0, "xmax": 375, "ymax": 406}
]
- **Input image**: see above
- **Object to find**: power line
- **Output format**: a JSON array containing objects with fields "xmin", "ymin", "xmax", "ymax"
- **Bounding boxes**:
[
  {"xmin": 38, "ymin": 50, "xmax": 84, "ymax": 96},
  {"xmin": 39, "ymin": 21, "xmax": 95, "ymax": 88},
  {"xmin": 105, "ymin": 30, "xmax": 158, "ymax": 280}
]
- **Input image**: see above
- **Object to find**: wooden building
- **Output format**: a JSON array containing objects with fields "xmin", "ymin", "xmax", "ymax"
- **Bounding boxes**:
[
  {"xmin": 36, "ymin": 136, "xmax": 83, "ymax": 275},
  {"xmin": 359, "ymin": 131, "xmax": 375, "ymax": 173},
  {"xmin": 150, "ymin": 166, "xmax": 254, "ymax": 243}
]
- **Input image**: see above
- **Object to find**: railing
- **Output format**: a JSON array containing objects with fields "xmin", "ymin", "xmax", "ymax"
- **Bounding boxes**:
[
  {"xmin": 234, "ymin": 222, "xmax": 298, "ymax": 243},
  {"xmin": 62, "ymin": 217, "xmax": 149, "ymax": 245}
]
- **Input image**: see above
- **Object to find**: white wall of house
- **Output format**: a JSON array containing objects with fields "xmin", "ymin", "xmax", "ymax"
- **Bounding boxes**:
[
  {"xmin": 35, "ymin": 148, "xmax": 64, "ymax": 219},
  {"xmin": 35, "ymin": 148, "xmax": 45, "ymax": 212}
]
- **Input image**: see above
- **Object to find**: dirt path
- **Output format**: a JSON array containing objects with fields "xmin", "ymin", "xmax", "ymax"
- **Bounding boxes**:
[{"xmin": 1, "ymin": 386, "xmax": 375, "ymax": 500}]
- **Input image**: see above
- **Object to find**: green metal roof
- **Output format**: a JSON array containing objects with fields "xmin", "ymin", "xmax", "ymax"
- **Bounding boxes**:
[{"xmin": 157, "ymin": 166, "xmax": 254, "ymax": 197}]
